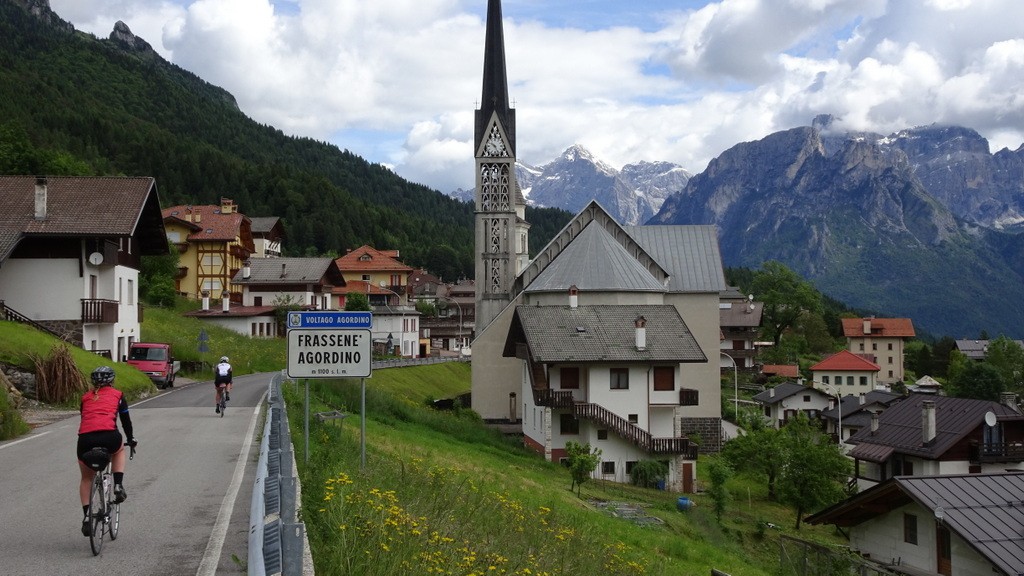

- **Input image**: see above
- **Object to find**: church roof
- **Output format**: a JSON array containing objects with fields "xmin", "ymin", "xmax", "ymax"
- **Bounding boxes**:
[
  {"xmin": 624, "ymin": 225, "xmax": 727, "ymax": 293},
  {"xmin": 525, "ymin": 221, "xmax": 665, "ymax": 293}
]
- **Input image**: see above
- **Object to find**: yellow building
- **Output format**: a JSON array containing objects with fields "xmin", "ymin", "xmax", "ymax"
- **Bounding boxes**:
[{"xmin": 162, "ymin": 198, "xmax": 254, "ymax": 301}]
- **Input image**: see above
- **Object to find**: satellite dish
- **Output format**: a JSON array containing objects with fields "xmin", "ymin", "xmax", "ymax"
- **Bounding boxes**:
[
  {"xmin": 379, "ymin": 281, "xmax": 387, "ymax": 288},
  {"xmin": 88, "ymin": 252, "xmax": 103, "ymax": 265},
  {"xmin": 984, "ymin": 411, "xmax": 997, "ymax": 427}
]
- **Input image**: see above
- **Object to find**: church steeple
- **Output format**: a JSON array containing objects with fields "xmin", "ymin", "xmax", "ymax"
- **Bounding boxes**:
[
  {"xmin": 474, "ymin": 0, "xmax": 528, "ymax": 333},
  {"xmin": 476, "ymin": 0, "xmax": 515, "ymax": 155}
]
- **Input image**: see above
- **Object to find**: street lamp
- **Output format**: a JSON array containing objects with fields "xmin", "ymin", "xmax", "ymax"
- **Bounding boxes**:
[
  {"xmin": 721, "ymin": 352, "xmax": 738, "ymax": 417},
  {"xmin": 816, "ymin": 381, "xmax": 843, "ymax": 446}
]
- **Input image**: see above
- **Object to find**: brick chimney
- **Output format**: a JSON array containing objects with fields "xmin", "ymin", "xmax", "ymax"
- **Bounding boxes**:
[
  {"xmin": 922, "ymin": 400, "xmax": 937, "ymax": 445},
  {"xmin": 34, "ymin": 176, "xmax": 47, "ymax": 220}
]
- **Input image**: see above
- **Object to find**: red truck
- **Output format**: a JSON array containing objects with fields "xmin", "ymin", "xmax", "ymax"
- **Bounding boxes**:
[{"xmin": 126, "ymin": 342, "xmax": 180, "ymax": 389}]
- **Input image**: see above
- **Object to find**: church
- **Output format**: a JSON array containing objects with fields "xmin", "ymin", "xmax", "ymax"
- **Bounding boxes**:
[{"xmin": 469, "ymin": 0, "xmax": 726, "ymax": 492}]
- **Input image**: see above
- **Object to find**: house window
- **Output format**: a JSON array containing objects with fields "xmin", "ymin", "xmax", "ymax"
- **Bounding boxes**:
[
  {"xmin": 822, "ymin": 375, "xmax": 830, "ymax": 384},
  {"xmin": 628, "ymin": 414, "xmax": 638, "ymax": 424},
  {"xmin": 858, "ymin": 343, "xmax": 864, "ymax": 351},
  {"xmin": 888, "ymin": 356, "xmax": 893, "ymax": 364},
  {"xmin": 561, "ymin": 367, "xmax": 580, "ymax": 389},
  {"xmin": 872, "ymin": 343, "xmax": 877, "ymax": 351},
  {"xmin": 251, "ymin": 324, "xmax": 257, "ymax": 336},
  {"xmin": 903, "ymin": 513, "xmax": 918, "ymax": 545},
  {"xmin": 597, "ymin": 429, "xmax": 608, "ymax": 440},
  {"xmin": 888, "ymin": 343, "xmax": 893, "ymax": 350},
  {"xmin": 803, "ymin": 395, "xmax": 811, "ymax": 402},
  {"xmin": 847, "ymin": 376, "xmax": 855, "ymax": 386},
  {"xmin": 559, "ymin": 414, "xmax": 579, "ymax": 435},
  {"xmin": 254, "ymin": 296, "xmax": 263, "ymax": 306},
  {"xmin": 626, "ymin": 461, "xmax": 638, "ymax": 475},
  {"xmin": 860, "ymin": 376, "xmax": 867, "ymax": 386},
  {"xmin": 888, "ymin": 370, "xmax": 894, "ymax": 378},
  {"xmin": 653, "ymin": 366, "xmax": 674, "ymax": 391},
  {"xmin": 764, "ymin": 406, "xmax": 771, "ymax": 417},
  {"xmin": 601, "ymin": 461, "xmax": 615, "ymax": 475},
  {"xmin": 127, "ymin": 279, "xmax": 134, "ymax": 305},
  {"xmin": 610, "ymin": 368, "xmax": 629, "ymax": 390},
  {"xmin": 362, "ymin": 274, "xmax": 370, "ymax": 281}
]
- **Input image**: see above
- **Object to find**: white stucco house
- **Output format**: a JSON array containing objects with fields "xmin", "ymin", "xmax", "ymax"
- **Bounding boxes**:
[{"xmin": 0, "ymin": 176, "xmax": 168, "ymax": 361}]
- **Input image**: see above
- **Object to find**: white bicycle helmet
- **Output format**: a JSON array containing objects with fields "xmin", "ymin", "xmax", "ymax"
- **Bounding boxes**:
[{"xmin": 220, "ymin": 356, "xmax": 229, "ymax": 363}]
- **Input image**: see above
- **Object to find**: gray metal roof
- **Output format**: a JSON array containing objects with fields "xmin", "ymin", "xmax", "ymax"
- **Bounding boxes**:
[
  {"xmin": 232, "ymin": 257, "xmax": 343, "ymax": 285},
  {"xmin": 845, "ymin": 393, "xmax": 1021, "ymax": 459},
  {"xmin": 624, "ymin": 224, "xmax": 727, "ymax": 293},
  {"xmin": 752, "ymin": 381, "xmax": 819, "ymax": 405},
  {"xmin": 525, "ymin": 221, "xmax": 666, "ymax": 293},
  {"xmin": 504, "ymin": 304, "xmax": 706, "ymax": 363},
  {"xmin": 249, "ymin": 216, "xmax": 282, "ymax": 235},
  {"xmin": 807, "ymin": 472, "xmax": 1024, "ymax": 576}
]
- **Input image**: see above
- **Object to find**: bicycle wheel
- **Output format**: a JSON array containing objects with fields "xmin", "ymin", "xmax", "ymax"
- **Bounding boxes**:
[
  {"xmin": 108, "ymin": 476, "xmax": 120, "ymax": 540},
  {"xmin": 88, "ymin": 475, "xmax": 105, "ymax": 555}
]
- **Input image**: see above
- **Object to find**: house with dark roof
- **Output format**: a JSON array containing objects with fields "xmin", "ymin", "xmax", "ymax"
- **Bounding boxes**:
[
  {"xmin": 845, "ymin": 393, "xmax": 1024, "ymax": 491},
  {"xmin": 248, "ymin": 216, "xmax": 285, "ymax": 258},
  {"xmin": 719, "ymin": 286, "xmax": 763, "ymax": 369},
  {"xmin": 810, "ymin": 349, "xmax": 882, "ymax": 396},
  {"xmin": 162, "ymin": 198, "xmax": 254, "ymax": 301},
  {"xmin": 0, "ymin": 176, "xmax": 168, "ymax": 360},
  {"xmin": 841, "ymin": 317, "xmax": 915, "ymax": 385},
  {"xmin": 752, "ymin": 382, "xmax": 833, "ymax": 429},
  {"xmin": 806, "ymin": 472, "xmax": 1024, "ymax": 576},
  {"xmin": 955, "ymin": 338, "xmax": 1024, "ymax": 362},
  {"xmin": 186, "ymin": 257, "xmax": 346, "ymax": 338},
  {"xmin": 504, "ymin": 302, "xmax": 703, "ymax": 489},
  {"xmin": 818, "ymin": 389, "xmax": 904, "ymax": 447}
]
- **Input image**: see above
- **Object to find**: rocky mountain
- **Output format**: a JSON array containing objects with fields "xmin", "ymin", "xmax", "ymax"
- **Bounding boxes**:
[
  {"xmin": 452, "ymin": 144, "xmax": 691, "ymax": 225},
  {"xmin": 651, "ymin": 122, "xmax": 1024, "ymax": 339}
]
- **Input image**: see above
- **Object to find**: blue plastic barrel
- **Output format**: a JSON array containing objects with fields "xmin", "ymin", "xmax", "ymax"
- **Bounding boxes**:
[{"xmin": 676, "ymin": 497, "xmax": 692, "ymax": 512}]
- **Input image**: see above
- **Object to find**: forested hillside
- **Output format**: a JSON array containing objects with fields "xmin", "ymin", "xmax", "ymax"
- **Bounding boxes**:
[{"xmin": 0, "ymin": 1, "xmax": 573, "ymax": 276}]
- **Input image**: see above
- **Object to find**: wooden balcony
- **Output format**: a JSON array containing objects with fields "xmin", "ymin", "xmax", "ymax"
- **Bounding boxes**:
[
  {"xmin": 81, "ymin": 299, "xmax": 118, "ymax": 324},
  {"xmin": 969, "ymin": 441, "xmax": 1024, "ymax": 464}
]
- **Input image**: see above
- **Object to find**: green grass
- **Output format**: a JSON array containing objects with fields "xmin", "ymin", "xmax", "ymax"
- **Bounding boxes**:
[{"xmin": 285, "ymin": 366, "xmax": 848, "ymax": 576}]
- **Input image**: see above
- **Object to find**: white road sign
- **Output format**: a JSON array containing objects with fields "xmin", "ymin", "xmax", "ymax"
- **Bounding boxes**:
[{"xmin": 287, "ymin": 328, "xmax": 371, "ymax": 378}]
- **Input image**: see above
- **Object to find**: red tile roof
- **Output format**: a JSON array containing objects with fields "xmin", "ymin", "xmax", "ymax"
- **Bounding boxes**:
[
  {"xmin": 163, "ymin": 204, "xmax": 247, "ymax": 242},
  {"xmin": 335, "ymin": 245, "xmax": 413, "ymax": 273},
  {"xmin": 841, "ymin": 317, "xmax": 916, "ymax": 338},
  {"xmin": 810, "ymin": 350, "xmax": 880, "ymax": 372},
  {"xmin": 761, "ymin": 364, "xmax": 800, "ymax": 378}
]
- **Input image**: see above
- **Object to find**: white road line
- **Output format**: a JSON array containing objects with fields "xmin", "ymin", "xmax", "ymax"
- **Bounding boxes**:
[
  {"xmin": 0, "ymin": 429, "xmax": 51, "ymax": 450},
  {"xmin": 196, "ymin": 393, "xmax": 267, "ymax": 576}
]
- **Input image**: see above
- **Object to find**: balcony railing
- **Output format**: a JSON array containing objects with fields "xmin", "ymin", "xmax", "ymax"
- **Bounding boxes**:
[
  {"xmin": 969, "ymin": 441, "xmax": 1024, "ymax": 463},
  {"xmin": 81, "ymin": 299, "xmax": 118, "ymax": 324}
]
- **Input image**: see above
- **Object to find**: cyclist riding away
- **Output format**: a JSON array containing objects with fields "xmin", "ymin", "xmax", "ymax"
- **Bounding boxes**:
[
  {"xmin": 78, "ymin": 366, "xmax": 137, "ymax": 536},
  {"xmin": 214, "ymin": 356, "xmax": 232, "ymax": 413}
]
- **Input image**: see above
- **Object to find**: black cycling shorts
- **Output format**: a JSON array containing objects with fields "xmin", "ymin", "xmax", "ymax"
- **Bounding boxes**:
[{"xmin": 77, "ymin": 430, "xmax": 123, "ymax": 461}]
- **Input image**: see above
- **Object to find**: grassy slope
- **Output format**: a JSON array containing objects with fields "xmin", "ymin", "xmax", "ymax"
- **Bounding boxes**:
[{"xmin": 286, "ymin": 365, "xmax": 848, "ymax": 576}]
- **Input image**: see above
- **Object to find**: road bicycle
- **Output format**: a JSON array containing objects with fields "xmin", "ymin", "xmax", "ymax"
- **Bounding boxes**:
[
  {"xmin": 81, "ymin": 442, "xmax": 136, "ymax": 555},
  {"xmin": 216, "ymin": 383, "xmax": 227, "ymax": 417}
]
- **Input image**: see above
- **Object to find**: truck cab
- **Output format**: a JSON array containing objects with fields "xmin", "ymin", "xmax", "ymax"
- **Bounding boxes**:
[{"xmin": 126, "ymin": 342, "xmax": 179, "ymax": 389}]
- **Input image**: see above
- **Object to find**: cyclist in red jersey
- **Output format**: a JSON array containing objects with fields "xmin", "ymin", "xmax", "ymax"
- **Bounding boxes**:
[{"xmin": 77, "ymin": 366, "xmax": 137, "ymax": 536}]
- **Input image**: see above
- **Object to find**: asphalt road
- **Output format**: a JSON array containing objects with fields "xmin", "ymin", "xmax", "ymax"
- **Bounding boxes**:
[{"xmin": 0, "ymin": 373, "xmax": 273, "ymax": 576}]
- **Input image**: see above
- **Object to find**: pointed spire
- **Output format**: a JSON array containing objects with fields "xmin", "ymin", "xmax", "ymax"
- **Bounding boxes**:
[{"xmin": 476, "ymin": 0, "xmax": 515, "ymax": 153}]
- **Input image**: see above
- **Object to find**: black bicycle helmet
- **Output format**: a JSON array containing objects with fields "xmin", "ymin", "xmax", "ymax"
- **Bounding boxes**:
[{"xmin": 91, "ymin": 366, "xmax": 115, "ymax": 386}]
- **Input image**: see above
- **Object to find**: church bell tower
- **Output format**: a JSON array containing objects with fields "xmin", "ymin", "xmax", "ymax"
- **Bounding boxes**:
[{"xmin": 475, "ymin": 0, "xmax": 529, "ymax": 332}]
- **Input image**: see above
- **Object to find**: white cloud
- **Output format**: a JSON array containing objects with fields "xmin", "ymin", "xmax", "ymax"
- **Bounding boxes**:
[{"xmin": 47, "ymin": 0, "xmax": 1024, "ymax": 193}]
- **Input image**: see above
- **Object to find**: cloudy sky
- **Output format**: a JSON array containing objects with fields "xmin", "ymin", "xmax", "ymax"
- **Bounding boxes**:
[{"xmin": 49, "ymin": 0, "xmax": 1024, "ymax": 194}]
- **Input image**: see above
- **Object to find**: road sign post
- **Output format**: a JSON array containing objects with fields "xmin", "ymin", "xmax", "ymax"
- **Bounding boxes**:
[{"xmin": 286, "ymin": 312, "xmax": 373, "ymax": 464}]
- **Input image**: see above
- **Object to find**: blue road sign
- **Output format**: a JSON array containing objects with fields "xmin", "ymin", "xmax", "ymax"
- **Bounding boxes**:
[{"xmin": 287, "ymin": 311, "xmax": 372, "ymax": 329}]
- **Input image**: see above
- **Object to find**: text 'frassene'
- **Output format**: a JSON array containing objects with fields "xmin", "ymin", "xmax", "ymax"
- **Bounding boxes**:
[{"xmin": 295, "ymin": 333, "xmax": 364, "ymax": 347}]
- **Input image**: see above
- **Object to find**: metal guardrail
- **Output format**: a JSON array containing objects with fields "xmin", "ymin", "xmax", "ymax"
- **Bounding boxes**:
[{"xmin": 249, "ymin": 374, "xmax": 306, "ymax": 576}]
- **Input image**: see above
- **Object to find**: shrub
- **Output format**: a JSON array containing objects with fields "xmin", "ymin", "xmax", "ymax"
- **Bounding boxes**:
[{"xmin": 629, "ymin": 459, "xmax": 668, "ymax": 488}]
